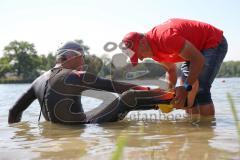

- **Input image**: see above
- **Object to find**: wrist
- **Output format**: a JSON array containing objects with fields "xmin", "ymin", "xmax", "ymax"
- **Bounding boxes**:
[
  {"xmin": 164, "ymin": 78, "xmax": 176, "ymax": 90},
  {"xmin": 183, "ymin": 81, "xmax": 192, "ymax": 91}
]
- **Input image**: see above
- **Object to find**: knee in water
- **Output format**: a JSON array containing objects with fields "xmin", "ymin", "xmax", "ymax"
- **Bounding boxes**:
[{"xmin": 194, "ymin": 90, "xmax": 212, "ymax": 106}]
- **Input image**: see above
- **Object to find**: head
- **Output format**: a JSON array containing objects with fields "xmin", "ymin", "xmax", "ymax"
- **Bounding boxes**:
[
  {"xmin": 122, "ymin": 32, "xmax": 153, "ymax": 66},
  {"xmin": 56, "ymin": 41, "xmax": 85, "ymax": 70}
]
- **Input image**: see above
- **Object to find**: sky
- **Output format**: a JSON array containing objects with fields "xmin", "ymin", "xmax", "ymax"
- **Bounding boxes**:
[{"xmin": 0, "ymin": 0, "xmax": 240, "ymax": 61}]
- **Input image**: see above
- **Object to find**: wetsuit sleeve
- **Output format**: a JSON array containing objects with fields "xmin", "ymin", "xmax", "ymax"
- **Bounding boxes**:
[
  {"xmin": 67, "ymin": 72, "xmax": 149, "ymax": 94},
  {"xmin": 8, "ymin": 85, "xmax": 36, "ymax": 123}
]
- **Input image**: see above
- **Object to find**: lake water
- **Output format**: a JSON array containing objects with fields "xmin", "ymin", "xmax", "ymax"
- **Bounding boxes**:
[{"xmin": 0, "ymin": 78, "xmax": 240, "ymax": 160}]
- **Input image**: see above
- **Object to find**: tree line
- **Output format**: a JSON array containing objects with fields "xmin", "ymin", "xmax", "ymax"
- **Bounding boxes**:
[
  {"xmin": 0, "ymin": 40, "xmax": 113, "ymax": 83},
  {"xmin": 217, "ymin": 61, "xmax": 240, "ymax": 77},
  {"xmin": 0, "ymin": 40, "xmax": 239, "ymax": 83}
]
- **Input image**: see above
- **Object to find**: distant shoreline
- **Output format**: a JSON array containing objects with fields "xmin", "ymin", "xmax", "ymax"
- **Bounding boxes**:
[
  {"xmin": 0, "ymin": 78, "xmax": 34, "ymax": 84},
  {"xmin": 0, "ymin": 77, "xmax": 238, "ymax": 84}
]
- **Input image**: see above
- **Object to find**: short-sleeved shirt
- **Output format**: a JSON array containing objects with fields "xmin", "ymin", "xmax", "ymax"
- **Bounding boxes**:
[{"xmin": 145, "ymin": 18, "xmax": 223, "ymax": 63}]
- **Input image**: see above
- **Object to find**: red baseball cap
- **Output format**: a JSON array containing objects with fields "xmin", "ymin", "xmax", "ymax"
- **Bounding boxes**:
[{"xmin": 122, "ymin": 32, "xmax": 143, "ymax": 66}]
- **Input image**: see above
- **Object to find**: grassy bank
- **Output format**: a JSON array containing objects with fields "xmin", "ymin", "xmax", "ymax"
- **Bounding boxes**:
[{"xmin": 0, "ymin": 77, "xmax": 33, "ymax": 84}]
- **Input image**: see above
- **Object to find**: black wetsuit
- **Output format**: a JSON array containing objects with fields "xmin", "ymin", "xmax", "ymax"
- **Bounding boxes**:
[{"xmin": 9, "ymin": 68, "xmax": 172, "ymax": 124}]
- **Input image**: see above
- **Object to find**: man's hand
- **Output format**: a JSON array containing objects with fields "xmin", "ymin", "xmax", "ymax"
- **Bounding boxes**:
[{"xmin": 172, "ymin": 86, "xmax": 188, "ymax": 109}]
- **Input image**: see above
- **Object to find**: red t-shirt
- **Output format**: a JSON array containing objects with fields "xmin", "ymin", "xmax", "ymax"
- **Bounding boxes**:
[{"xmin": 145, "ymin": 18, "xmax": 223, "ymax": 63}]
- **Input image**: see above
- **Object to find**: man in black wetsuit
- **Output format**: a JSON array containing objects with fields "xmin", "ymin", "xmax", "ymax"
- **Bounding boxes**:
[{"xmin": 8, "ymin": 41, "xmax": 173, "ymax": 124}]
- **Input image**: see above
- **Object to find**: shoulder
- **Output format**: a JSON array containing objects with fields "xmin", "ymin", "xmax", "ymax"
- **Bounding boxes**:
[
  {"xmin": 31, "ymin": 70, "xmax": 51, "ymax": 87},
  {"xmin": 67, "ymin": 70, "xmax": 99, "ymax": 84}
]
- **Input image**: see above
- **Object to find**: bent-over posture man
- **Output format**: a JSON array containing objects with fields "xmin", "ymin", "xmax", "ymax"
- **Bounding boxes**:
[{"xmin": 122, "ymin": 18, "xmax": 228, "ymax": 116}]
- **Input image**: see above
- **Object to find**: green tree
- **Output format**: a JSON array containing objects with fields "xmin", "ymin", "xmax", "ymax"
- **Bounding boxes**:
[
  {"xmin": 0, "ymin": 56, "xmax": 13, "ymax": 77},
  {"xmin": 46, "ymin": 52, "xmax": 56, "ymax": 69},
  {"xmin": 3, "ymin": 40, "xmax": 41, "ymax": 79},
  {"xmin": 39, "ymin": 52, "xmax": 56, "ymax": 71},
  {"xmin": 99, "ymin": 54, "xmax": 111, "ymax": 77},
  {"xmin": 217, "ymin": 61, "xmax": 240, "ymax": 77}
]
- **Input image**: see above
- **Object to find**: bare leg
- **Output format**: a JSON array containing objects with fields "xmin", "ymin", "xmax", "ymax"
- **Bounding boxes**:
[
  {"xmin": 186, "ymin": 80, "xmax": 199, "ymax": 107},
  {"xmin": 180, "ymin": 78, "xmax": 198, "ymax": 108},
  {"xmin": 186, "ymin": 103, "xmax": 215, "ymax": 116},
  {"xmin": 180, "ymin": 79, "xmax": 215, "ymax": 116}
]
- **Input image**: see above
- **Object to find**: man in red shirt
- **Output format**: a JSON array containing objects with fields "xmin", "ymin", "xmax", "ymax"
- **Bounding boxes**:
[{"xmin": 122, "ymin": 18, "xmax": 228, "ymax": 116}]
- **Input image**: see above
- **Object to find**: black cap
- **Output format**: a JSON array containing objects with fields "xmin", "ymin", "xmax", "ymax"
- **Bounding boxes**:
[{"xmin": 57, "ymin": 41, "xmax": 84, "ymax": 55}]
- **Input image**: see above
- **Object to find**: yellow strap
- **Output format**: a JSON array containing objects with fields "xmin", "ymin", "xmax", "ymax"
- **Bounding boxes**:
[{"xmin": 157, "ymin": 104, "xmax": 173, "ymax": 113}]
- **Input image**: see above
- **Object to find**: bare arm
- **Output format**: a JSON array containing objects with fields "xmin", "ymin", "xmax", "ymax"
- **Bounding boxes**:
[
  {"xmin": 179, "ymin": 40, "xmax": 205, "ymax": 85},
  {"xmin": 173, "ymin": 40, "xmax": 205, "ymax": 108},
  {"xmin": 160, "ymin": 62, "xmax": 177, "ymax": 89}
]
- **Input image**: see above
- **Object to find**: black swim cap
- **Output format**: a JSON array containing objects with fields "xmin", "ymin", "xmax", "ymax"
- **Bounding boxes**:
[{"xmin": 57, "ymin": 41, "xmax": 85, "ymax": 56}]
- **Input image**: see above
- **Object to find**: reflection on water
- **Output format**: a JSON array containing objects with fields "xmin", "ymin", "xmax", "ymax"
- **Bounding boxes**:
[
  {"xmin": 0, "ymin": 78, "xmax": 240, "ymax": 160},
  {"xmin": 4, "ymin": 118, "xmax": 238, "ymax": 160}
]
